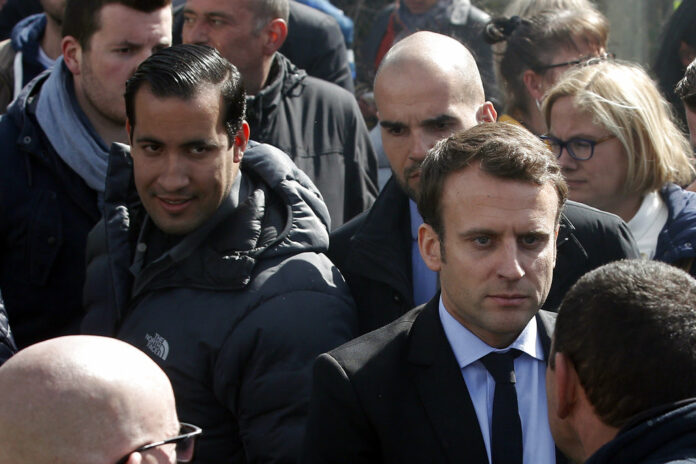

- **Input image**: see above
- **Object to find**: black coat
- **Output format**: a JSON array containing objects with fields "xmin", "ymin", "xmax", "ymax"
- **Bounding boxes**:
[
  {"xmin": 0, "ymin": 71, "xmax": 99, "ymax": 348},
  {"xmin": 302, "ymin": 296, "xmax": 564, "ymax": 463},
  {"xmin": 328, "ymin": 178, "xmax": 640, "ymax": 335},
  {"xmin": 82, "ymin": 142, "xmax": 358, "ymax": 463},
  {"xmin": 246, "ymin": 53, "xmax": 378, "ymax": 229}
]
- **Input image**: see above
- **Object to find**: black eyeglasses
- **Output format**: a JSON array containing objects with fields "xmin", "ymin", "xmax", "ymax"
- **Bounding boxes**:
[
  {"xmin": 540, "ymin": 134, "xmax": 615, "ymax": 161},
  {"xmin": 537, "ymin": 52, "xmax": 615, "ymax": 71},
  {"xmin": 115, "ymin": 422, "xmax": 202, "ymax": 464}
]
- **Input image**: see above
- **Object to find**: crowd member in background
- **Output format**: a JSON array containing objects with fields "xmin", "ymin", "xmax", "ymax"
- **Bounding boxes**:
[
  {"xmin": 329, "ymin": 31, "xmax": 638, "ymax": 336},
  {"xmin": 357, "ymin": 0, "xmax": 500, "ymax": 124},
  {"xmin": 181, "ymin": 0, "xmax": 378, "ymax": 228},
  {"xmin": 0, "ymin": 0, "xmax": 172, "ymax": 348},
  {"xmin": 503, "ymin": 0, "xmax": 595, "ymax": 17},
  {"xmin": 547, "ymin": 260, "xmax": 696, "ymax": 464},
  {"xmin": 173, "ymin": 0, "xmax": 355, "ymax": 93},
  {"xmin": 654, "ymin": 0, "xmax": 696, "ymax": 129},
  {"xmin": 0, "ymin": 293, "xmax": 16, "ymax": 366},
  {"xmin": 484, "ymin": 7, "xmax": 608, "ymax": 135},
  {"xmin": 0, "ymin": 0, "xmax": 65, "ymax": 111},
  {"xmin": 0, "ymin": 335, "xmax": 196, "ymax": 464},
  {"xmin": 544, "ymin": 60, "xmax": 696, "ymax": 274},
  {"xmin": 82, "ymin": 44, "xmax": 357, "ymax": 463}
]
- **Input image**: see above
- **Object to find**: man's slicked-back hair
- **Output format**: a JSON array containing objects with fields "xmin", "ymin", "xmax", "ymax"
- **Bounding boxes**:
[
  {"xmin": 125, "ymin": 44, "xmax": 246, "ymax": 146},
  {"xmin": 552, "ymin": 259, "xmax": 696, "ymax": 428},
  {"xmin": 417, "ymin": 122, "xmax": 568, "ymax": 239},
  {"xmin": 247, "ymin": 0, "xmax": 290, "ymax": 33},
  {"xmin": 62, "ymin": 0, "xmax": 172, "ymax": 48}
]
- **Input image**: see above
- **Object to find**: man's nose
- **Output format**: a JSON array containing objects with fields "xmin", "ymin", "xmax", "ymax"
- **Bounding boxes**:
[
  {"xmin": 497, "ymin": 243, "xmax": 525, "ymax": 281},
  {"xmin": 157, "ymin": 155, "xmax": 190, "ymax": 192},
  {"xmin": 409, "ymin": 132, "xmax": 433, "ymax": 161}
]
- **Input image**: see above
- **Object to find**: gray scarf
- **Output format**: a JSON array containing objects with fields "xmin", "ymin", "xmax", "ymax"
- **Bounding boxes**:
[{"xmin": 36, "ymin": 58, "xmax": 109, "ymax": 193}]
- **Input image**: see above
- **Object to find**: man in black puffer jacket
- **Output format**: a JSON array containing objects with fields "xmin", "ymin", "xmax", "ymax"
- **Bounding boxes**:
[{"xmin": 81, "ymin": 45, "xmax": 357, "ymax": 463}]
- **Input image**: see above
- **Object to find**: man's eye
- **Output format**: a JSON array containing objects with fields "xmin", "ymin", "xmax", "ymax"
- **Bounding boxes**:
[
  {"xmin": 520, "ymin": 234, "xmax": 545, "ymax": 248},
  {"xmin": 115, "ymin": 47, "xmax": 131, "ymax": 54},
  {"xmin": 473, "ymin": 236, "xmax": 490, "ymax": 246},
  {"xmin": 385, "ymin": 126, "xmax": 405, "ymax": 136}
]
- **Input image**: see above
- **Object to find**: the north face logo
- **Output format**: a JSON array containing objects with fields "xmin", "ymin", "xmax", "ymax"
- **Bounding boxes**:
[{"xmin": 145, "ymin": 333, "xmax": 170, "ymax": 361}]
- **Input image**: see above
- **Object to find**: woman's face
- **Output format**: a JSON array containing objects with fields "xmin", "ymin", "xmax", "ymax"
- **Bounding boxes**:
[{"xmin": 547, "ymin": 96, "xmax": 641, "ymax": 221}]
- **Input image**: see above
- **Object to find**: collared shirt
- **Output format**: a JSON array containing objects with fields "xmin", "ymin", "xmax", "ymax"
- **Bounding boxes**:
[
  {"xmin": 439, "ymin": 298, "xmax": 555, "ymax": 464},
  {"xmin": 410, "ymin": 200, "xmax": 438, "ymax": 306}
]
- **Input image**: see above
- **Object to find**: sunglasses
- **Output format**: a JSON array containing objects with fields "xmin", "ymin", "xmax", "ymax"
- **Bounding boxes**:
[{"xmin": 115, "ymin": 422, "xmax": 202, "ymax": 464}]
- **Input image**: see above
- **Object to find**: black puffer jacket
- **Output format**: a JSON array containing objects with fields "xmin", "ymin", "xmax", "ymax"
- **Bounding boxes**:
[
  {"xmin": 246, "ymin": 53, "xmax": 378, "ymax": 229},
  {"xmin": 82, "ymin": 142, "xmax": 358, "ymax": 463}
]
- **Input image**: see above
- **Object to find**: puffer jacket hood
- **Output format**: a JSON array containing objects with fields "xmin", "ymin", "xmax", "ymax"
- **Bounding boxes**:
[
  {"xmin": 655, "ymin": 183, "xmax": 696, "ymax": 272},
  {"xmin": 10, "ymin": 13, "xmax": 44, "ymax": 53}
]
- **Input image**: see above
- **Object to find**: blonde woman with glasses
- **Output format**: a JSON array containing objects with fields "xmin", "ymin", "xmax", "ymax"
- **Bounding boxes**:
[{"xmin": 543, "ymin": 60, "xmax": 696, "ymax": 274}]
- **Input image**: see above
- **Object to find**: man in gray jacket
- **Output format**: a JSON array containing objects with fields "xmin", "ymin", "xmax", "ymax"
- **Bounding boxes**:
[{"xmin": 81, "ymin": 44, "xmax": 357, "ymax": 463}]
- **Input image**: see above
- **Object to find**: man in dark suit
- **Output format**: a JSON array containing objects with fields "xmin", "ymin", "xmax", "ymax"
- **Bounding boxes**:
[
  {"xmin": 329, "ymin": 31, "xmax": 639, "ymax": 336},
  {"xmin": 303, "ymin": 122, "xmax": 567, "ymax": 464}
]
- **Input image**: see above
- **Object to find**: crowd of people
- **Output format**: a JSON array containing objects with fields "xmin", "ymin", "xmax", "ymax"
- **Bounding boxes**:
[{"xmin": 0, "ymin": 0, "xmax": 695, "ymax": 463}]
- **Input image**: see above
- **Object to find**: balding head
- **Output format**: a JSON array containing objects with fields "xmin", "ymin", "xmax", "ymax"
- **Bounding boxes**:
[
  {"xmin": 376, "ymin": 32, "xmax": 485, "ymax": 107},
  {"xmin": 0, "ymin": 336, "xmax": 180, "ymax": 464},
  {"xmin": 374, "ymin": 32, "xmax": 495, "ymax": 199}
]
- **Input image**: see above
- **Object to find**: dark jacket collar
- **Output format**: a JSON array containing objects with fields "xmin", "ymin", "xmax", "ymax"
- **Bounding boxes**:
[{"xmin": 343, "ymin": 177, "xmax": 413, "ymax": 302}]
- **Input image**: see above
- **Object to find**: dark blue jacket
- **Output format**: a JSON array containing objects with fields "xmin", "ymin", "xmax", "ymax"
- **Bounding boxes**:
[
  {"xmin": 655, "ymin": 184, "xmax": 696, "ymax": 276},
  {"xmin": 0, "ymin": 72, "xmax": 99, "ymax": 348},
  {"xmin": 586, "ymin": 400, "xmax": 696, "ymax": 464}
]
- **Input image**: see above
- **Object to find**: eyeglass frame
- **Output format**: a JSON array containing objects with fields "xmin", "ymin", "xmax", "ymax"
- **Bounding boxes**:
[
  {"xmin": 536, "ymin": 52, "xmax": 615, "ymax": 72},
  {"xmin": 115, "ymin": 422, "xmax": 202, "ymax": 464},
  {"xmin": 540, "ymin": 134, "xmax": 616, "ymax": 161}
]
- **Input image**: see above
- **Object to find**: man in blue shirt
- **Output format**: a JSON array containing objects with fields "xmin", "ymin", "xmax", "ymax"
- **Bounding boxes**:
[{"xmin": 303, "ymin": 121, "xmax": 566, "ymax": 464}]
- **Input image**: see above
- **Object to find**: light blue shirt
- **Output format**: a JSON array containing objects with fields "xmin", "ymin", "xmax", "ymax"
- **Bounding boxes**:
[
  {"xmin": 410, "ymin": 200, "xmax": 437, "ymax": 306},
  {"xmin": 439, "ymin": 298, "xmax": 555, "ymax": 464}
]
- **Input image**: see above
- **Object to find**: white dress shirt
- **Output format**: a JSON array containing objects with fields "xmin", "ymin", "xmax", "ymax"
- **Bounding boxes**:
[{"xmin": 439, "ymin": 298, "xmax": 556, "ymax": 464}]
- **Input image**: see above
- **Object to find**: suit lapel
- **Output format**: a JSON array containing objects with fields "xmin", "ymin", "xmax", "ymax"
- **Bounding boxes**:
[{"xmin": 407, "ymin": 297, "xmax": 489, "ymax": 464}]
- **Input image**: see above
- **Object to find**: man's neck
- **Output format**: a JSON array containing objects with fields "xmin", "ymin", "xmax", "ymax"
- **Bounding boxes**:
[
  {"xmin": 244, "ymin": 55, "xmax": 275, "ymax": 97},
  {"xmin": 40, "ymin": 16, "xmax": 62, "ymax": 61}
]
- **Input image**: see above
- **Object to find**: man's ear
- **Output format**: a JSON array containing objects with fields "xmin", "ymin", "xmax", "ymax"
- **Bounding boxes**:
[
  {"xmin": 232, "ymin": 121, "xmax": 250, "ymax": 163},
  {"xmin": 62, "ymin": 36, "xmax": 82, "ymax": 76},
  {"xmin": 418, "ymin": 223, "xmax": 443, "ymax": 272},
  {"xmin": 261, "ymin": 18, "xmax": 288, "ymax": 55},
  {"xmin": 553, "ymin": 352, "xmax": 578, "ymax": 420},
  {"xmin": 476, "ymin": 101, "xmax": 497, "ymax": 123},
  {"xmin": 523, "ymin": 69, "xmax": 545, "ymax": 103}
]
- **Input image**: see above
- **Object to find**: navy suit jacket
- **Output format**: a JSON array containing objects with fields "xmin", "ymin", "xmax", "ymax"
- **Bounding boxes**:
[{"xmin": 302, "ymin": 296, "xmax": 567, "ymax": 464}]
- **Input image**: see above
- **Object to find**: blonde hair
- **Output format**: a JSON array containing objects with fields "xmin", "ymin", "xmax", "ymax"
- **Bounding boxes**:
[{"xmin": 543, "ymin": 60, "xmax": 695, "ymax": 194}]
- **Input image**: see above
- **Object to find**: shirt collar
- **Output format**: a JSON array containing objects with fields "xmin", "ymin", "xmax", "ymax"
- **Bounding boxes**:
[{"xmin": 438, "ymin": 296, "xmax": 544, "ymax": 369}]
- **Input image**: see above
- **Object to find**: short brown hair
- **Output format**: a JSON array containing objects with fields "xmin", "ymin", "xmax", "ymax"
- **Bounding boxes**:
[
  {"xmin": 552, "ymin": 259, "xmax": 696, "ymax": 428},
  {"xmin": 62, "ymin": 0, "xmax": 172, "ymax": 48},
  {"xmin": 417, "ymin": 122, "xmax": 568, "ymax": 238}
]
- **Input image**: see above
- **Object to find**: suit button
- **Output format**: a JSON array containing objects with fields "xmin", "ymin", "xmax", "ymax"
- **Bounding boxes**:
[
  {"xmin": 23, "ymin": 136, "xmax": 31, "ymax": 144},
  {"xmin": 47, "ymin": 236, "xmax": 56, "ymax": 245},
  {"xmin": 393, "ymin": 294, "xmax": 401, "ymax": 303}
]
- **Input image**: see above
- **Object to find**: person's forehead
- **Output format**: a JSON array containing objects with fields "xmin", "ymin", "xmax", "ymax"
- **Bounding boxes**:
[
  {"xmin": 441, "ymin": 167, "xmax": 559, "ymax": 222},
  {"xmin": 186, "ymin": 0, "xmax": 250, "ymax": 14},
  {"xmin": 91, "ymin": 4, "xmax": 171, "ymax": 42}
]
